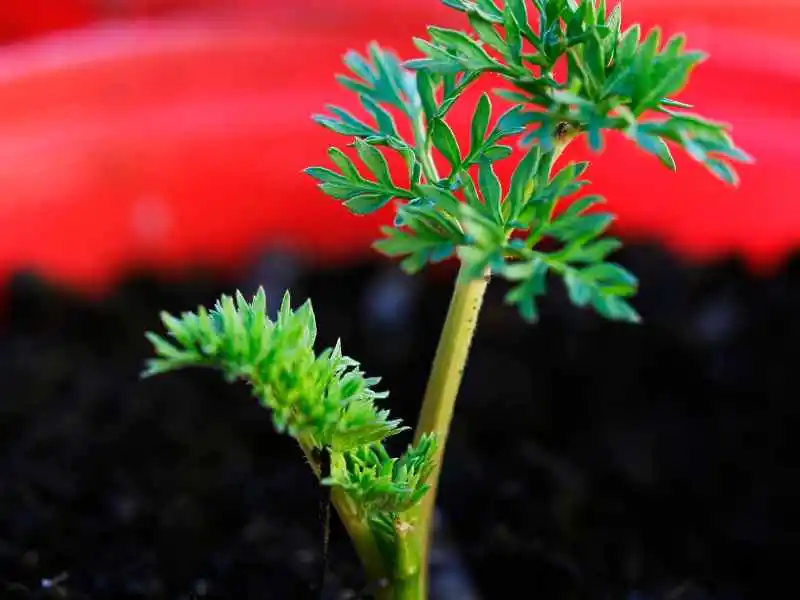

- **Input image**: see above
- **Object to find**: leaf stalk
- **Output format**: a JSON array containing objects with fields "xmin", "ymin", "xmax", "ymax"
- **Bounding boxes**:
[{"xmin": 408, "ymin": 131, "xmax": 577, "ymax": 595}]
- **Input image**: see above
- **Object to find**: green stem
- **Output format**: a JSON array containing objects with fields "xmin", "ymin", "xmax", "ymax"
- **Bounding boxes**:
[
  {"xmin": 388, "ymin": 574, "xmax": 423, "ymax": 600},
  {"xmin": 407, "ymin": 264, "xmax": 490, "ymax": 591},
  {"xmin": 391, "ymin": 517, "xmax": 424, "ymax": 599},
  {"xmin": 409, "ymin": 129, "xmax": 579, "ymax": 596},
  {"xmin": 331, "ymin": 489, "xmax": 388, "ymax": 584},
  {"xmin": 298, "ymin": 442, "xmax": 388, "ymax": 587},
  {"xmin": 412, "ymin": 113, "xmax": 439, "ymax": 184}
]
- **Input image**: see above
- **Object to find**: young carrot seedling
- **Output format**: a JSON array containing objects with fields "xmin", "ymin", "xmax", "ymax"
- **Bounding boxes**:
[{"xmin": 143, "ymin": 1, "xmax": 751, "ymax": 598}]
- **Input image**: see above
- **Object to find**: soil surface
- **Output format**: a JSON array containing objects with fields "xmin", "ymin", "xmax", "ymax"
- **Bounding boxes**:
[{"xmin": 0, "ymin": 245, "xmax": 795, "ymax": 599}]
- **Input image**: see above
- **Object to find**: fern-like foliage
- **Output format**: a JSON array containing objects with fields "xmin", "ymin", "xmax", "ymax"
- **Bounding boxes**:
[
  {"xmin": 306, "ymin": 0, "xmax": 752, "ymax": 323},
  {"xmin": 143, "ymin": 0, "xmax": 753, "ymax": 590},
  {"xmin": 325, "ymin": 435, "xmax": 438, "ymax": 517},
  {"xmin": 143, "ymin": 288, "xmax": 437, "ymax": 535}
]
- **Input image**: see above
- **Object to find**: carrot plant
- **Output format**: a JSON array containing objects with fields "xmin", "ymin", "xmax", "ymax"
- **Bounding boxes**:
[{"xmin": 142, "ymin": 1, "xmax": 750, "ymax": 598}]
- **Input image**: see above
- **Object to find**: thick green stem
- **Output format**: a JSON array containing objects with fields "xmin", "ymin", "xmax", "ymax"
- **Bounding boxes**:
[
  {"xmin": 407, "ymin": 264, "xmax": 489, "ymax": 590},
  {"xmin": 368, "ymin": 518, "xmax": 424, "ymax": 600},
  {"xmin": 299, "ymin": 444, "xmax": 429, "ymax": 599},
  {"xmin": 330, "ymin": 489, "xmax": 388, "ymax": 584},
  {"xmin": 387, "ymin": 574, "xmax": 423, "ymax": 600},
  {"xmin": 409, "ymin": 129, "xmax": 579, "ymax": 596},
  {"xmin": 299, "ymin": 444, "xmax": 422, "ymax": 599},
  {"xmin": 298, "ymin": 443, "xmax": 388, "ymax": 588}
]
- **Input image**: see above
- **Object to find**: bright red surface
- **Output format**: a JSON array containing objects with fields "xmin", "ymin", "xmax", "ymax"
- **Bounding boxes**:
[{"xmin": 0, "ymin": 1, "xmax": 797, "ymax": 292}]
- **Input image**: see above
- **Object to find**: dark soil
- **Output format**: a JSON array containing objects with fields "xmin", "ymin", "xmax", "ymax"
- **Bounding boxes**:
[{"xmin": 0, "ymin": 244, "xmax": 796, "ymax": 600}]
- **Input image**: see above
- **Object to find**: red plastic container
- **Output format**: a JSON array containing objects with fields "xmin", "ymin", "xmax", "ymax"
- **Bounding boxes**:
[{"xmin": 0, "ymin": 1, "xmax": 796, "ymax": 293}]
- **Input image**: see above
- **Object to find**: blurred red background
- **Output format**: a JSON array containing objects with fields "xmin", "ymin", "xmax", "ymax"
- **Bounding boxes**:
[{"xmin": 0, "ymin": 0, "xmax": 797, "ymax": 294}]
